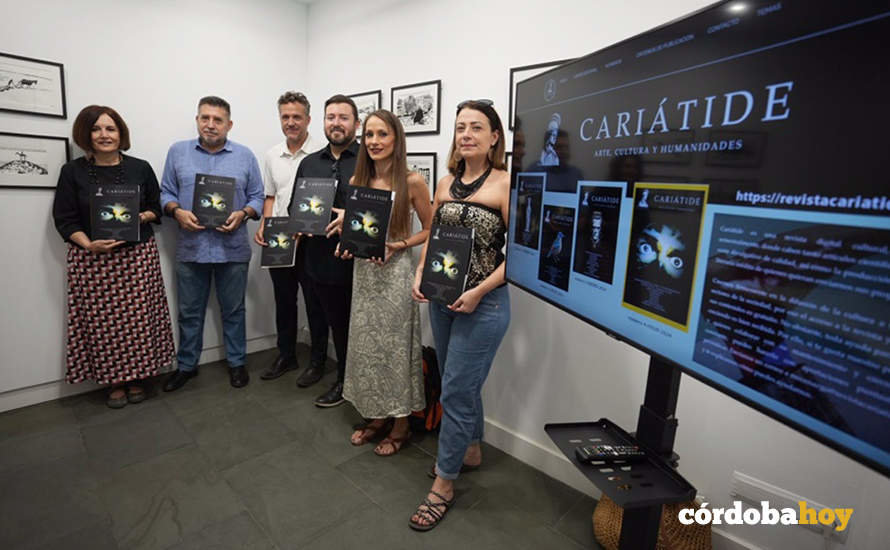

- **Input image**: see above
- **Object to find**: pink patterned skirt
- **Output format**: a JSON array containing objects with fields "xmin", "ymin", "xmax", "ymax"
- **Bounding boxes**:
[{"xmin": 66, "ymin": 237, "xmax": 175, "ymax": 385}]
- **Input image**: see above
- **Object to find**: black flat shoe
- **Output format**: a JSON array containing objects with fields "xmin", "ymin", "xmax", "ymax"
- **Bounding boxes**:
[
  {"xmin": 296, "ymin": 363, "xmax": 325, "ymax": 388},
  {"xmin": 163, "ymin": 369, "xmax": 197, "ymax": 392},
  {"xmin": 106, "ymin": 389, "xmax": 128, "ymax": 409},
  {"xmin": 260, "ymin": 356, "xmax": 298, "ymax": 380},
  {"xmin": 314, "ymin": 382, "xmax": 344, "ymax": 407},
  {"xmin": 126, "ymin": 384, "xmax": 147, "ymax": 404},
  {"xmin": 230, "ymin": 366, "xmax": 250, "ymax": 388}
]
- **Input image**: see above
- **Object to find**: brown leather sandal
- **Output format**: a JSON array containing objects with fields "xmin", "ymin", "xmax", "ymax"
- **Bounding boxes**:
[
  {"xmin": 373, "ymin": 430, "xmax": 412, "ymax": 456},
  {"xmin": 408, "ymin": 490, "xmax": 455, "ymax": 531},
  {"xmin": 350, "ymin": 419, "xmax": 391, "ymax": 446}
]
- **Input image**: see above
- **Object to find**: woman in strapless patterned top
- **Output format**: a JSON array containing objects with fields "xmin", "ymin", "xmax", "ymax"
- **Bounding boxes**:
[{"xmin": 409, "ymin": 100, "xmax": 511, "ymax": 531}]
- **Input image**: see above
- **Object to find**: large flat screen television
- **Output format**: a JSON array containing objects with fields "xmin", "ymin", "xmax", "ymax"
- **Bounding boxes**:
[{"xmin": 507, "ymin": 0, "xmax": 890, "ymax": 477}]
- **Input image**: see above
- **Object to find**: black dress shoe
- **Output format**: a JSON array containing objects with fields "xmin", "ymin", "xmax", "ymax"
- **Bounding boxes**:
[
  {"xmin": 230, "ymin": 366, "xmax": 250, "ymax": 388},
  {"xmin": 260, "ymin": 356, "xmax": 298, "ymax": 380},
  {"xmin": 314, "ymin": 382, "xmax": 344, "ymax": 408},
  {"xmin": 296, "ymin": 363, "xmax": 325, "ymax": 388},
  {"xmin": 163, "ymin": 369, "xmax": 197, "ymax": 392}
]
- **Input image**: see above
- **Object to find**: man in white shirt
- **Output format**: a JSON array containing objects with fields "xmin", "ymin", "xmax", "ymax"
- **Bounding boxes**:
[{"xmin": 254, "ymin": 91, "xmax": 325, "ymax": 382}]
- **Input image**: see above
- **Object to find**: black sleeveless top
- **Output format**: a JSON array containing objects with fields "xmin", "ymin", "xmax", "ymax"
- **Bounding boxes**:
[{"xmin": 432, "ymin": 200, "xmax": 506, "ymax": 289}]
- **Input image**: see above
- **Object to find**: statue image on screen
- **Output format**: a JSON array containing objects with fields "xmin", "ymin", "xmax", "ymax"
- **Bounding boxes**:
[
  {"xmin": 525, "ymin": 113, "xmax": 584, "ymax": 193},
  {"xmin": 573, "ymin": 185, "xmax": 622, "ymax": 285},
  {"xmin": 513, "ymin": 174, "xmax": 544, "ymax": 250},
  {"xmin": 539, "ymin": 113, "xmax": 562, "ymax": 167},
  {"xmin": 591, "ymin": 210, "xmax": 603, "ymax": 248}
]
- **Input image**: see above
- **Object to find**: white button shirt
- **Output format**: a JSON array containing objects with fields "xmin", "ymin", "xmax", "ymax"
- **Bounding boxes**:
[{"xmin": 262, "ymin": 135, "xmax": 322, "ymax": 217}]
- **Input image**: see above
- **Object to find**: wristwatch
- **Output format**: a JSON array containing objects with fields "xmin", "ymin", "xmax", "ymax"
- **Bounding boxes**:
[{"xmin": 241, "ymin": 208, "xmax": 251, "ymax": 219}]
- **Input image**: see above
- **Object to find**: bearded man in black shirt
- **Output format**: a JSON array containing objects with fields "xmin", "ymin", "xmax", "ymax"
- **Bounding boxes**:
[{"xmin": 287, "ymin": 94, "xmax": 360, "ymax": 407}]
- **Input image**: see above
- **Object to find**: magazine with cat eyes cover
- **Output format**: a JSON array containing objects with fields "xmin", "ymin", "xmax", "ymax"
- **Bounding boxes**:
[
  {"xmin": 260, "ymin": 217, "xmax": 297, "ymax": 268},
  {"xmin": 621, "ymin": 183, "xmax": 708, "ymax": 331},
  {"xmin": 192, "ymin": 173, "xmax": 235, "ymax": 228},
  {"xmin": 420, "ymin": 224, "xmax": 475, "ymax": 306},
  {"xmin": 339, "ymin": 185, "xmax": 395, "ymax": 259},
  {"xmin": 90, "ymin": 183, "xmax": 140, "ymax": 242},
  {"xmin": 289, "ymin": 177, "xmax": 338, "ymax": 235}
]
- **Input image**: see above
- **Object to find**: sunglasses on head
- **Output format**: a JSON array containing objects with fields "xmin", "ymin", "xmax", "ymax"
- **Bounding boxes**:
[{"xmin": 457, "ymin": 99, "xmax": 494, "ymax": 111}]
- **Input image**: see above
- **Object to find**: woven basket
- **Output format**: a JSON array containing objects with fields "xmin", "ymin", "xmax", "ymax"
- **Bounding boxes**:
[{"xmin": 592, "ymin": 495, "xmax": 712, "ymax": 550}]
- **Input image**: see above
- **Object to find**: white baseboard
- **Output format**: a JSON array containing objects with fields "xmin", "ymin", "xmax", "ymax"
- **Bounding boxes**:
[
  {"xmin": 0, "ymin": 380, "xmax": 102, "ymax": 413},
  {"xmin": 192, "ymin": 334, "xmax": 278, "ymax": 365},
  {"xmin": 0, "ymin": 335, "xmax": 278, "ymax": 413},
  {"xmin": 482, "ymin": 417, "xmax": 602, "ymax": 499},
  {"xmin": 712, "ymin": 527, "xmax": 763, "ymax": 550},
  {"xmin": 481, "ymin": 418, "xmax": 756, "ymax": 550}
]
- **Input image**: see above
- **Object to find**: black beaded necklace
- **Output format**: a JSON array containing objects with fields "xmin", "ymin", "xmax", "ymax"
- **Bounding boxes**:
[
  {"xmin": 449, "ymin": 161, "xmax": 492, "ymax": 200},
  {"xmin": 88, "ymin": 153, "xmax": 125, "ymax": 187}
]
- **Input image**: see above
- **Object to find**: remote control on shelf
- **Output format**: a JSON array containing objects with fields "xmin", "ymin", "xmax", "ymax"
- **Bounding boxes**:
[{"xmin": 575, "ymin": 444, "xmax": 647, "ymax": 463}]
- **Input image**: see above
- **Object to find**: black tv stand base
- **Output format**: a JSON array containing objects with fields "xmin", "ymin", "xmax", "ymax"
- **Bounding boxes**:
[{"xmin": 545, "ymin": 356, "xmax": 695, "ymax": 550}]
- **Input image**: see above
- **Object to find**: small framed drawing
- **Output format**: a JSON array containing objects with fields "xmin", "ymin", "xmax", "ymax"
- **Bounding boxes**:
[
  {"xmin": 392, "ymin": 80, "xmax": 441, "ymax": 135},
  {"xmin": 0, "ymin": 132, "xmax": 70, "ymax": 189},
  {"xmin": 407, "ymin": 152, "xmax": 437, "ymax": 199},
  {"xmin": 0, "ymin": 52, "xmax": 67, "ymax": 118},
  {"xmin": 508, "ymin": 58, "xmax": 573, "ymax": 130},
  {"xmin": 348, "ymin": 89, "xmax": 382, "ymax": 133}
]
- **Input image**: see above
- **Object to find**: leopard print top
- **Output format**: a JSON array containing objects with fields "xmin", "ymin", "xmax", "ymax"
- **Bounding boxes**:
[{"xmin": 432, "ymin": 201, "xmax": 506, "ymax": 289}]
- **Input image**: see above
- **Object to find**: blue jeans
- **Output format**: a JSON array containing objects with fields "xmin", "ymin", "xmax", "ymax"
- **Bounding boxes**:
[
  {"xmin": 429, "ymin": 285, "xmax": 510, "ymax": 480},
  {"xmin": 175, "ymin": 261, "xmax": 248, "ymax": 371}
]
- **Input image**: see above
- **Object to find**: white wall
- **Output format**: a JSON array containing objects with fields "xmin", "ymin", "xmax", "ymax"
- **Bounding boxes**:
[
  {"xmin": 0, "ymin": 0, "xmax": 309, "ymax": 407},
  {"xmin": 304, "ymin": 2, "xmax": 889, "ymax": 549}
]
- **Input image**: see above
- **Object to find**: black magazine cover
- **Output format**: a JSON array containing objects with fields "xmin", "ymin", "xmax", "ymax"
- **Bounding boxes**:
[
  {"xmin": 572, "ymin": 185, "xmax": 622, "ymax": 284},
  {"xmin": 622, "ymin": 183, "xmax": 708, "ymax": 331},
  {"xmin": 260, "ymin": 217, "xmax": 297, "ymax": 268},
  {"xmin": 513, "ymin": 174, "xmax": 544, "ymax": 250},
  {"xmin": 192, "ymin": 173, "xmax": 235, "ymax": 228},
  {"xmin": 420, "ymin": 224, "xmax": 474, "ymax": 306},
  {"xmin": 537, "ymin": 206, "xmax": 576, "ymax": 291},
  {"xmin": 290, "ymin": 177, "xmax": 338, "ymax": 235},
  {"xmin": 340, "ymin": 185, "xmax": 394, "ymax": 259},
  {"xmin": 90, "ymin": 183, "xmax": 140, "ymax": 242}
]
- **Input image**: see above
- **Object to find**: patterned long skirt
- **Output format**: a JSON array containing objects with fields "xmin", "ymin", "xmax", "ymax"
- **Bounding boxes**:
[
  {"xmin": 342, "ymin": 249, "xmax": 425, "ymax": 418},
  {"xmin": 65, "ymin": 237, "xmax": 175, "ymax": 385}
]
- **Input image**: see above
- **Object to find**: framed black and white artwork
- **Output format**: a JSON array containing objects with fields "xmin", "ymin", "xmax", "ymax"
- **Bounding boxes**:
[
  {"xmin": 508, "ymin": 58, "xmax": 573, "ymax": 130},
  {"xmin": 392, "ymin": 80, "xmax": 441, "ymax": 135},
  {"xmin": 348, "ymin": 89, "xmax": 382, "ymax": 133},
  {"xmin": 0, "ymin": 53, "xmax": 67, "ymax": 118},
  {"xmin": 0, "ymin": 132, "xmax": 70, "ymax": 189},
  {"xmin": 407, "ymin": 152, "xmax": 437, "ymax": 199}
]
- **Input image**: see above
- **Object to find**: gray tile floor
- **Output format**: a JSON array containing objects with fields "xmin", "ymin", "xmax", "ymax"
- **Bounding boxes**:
[{"xmin": 0, "ymin": 347, "xmax": 603, "ymax": 550}]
